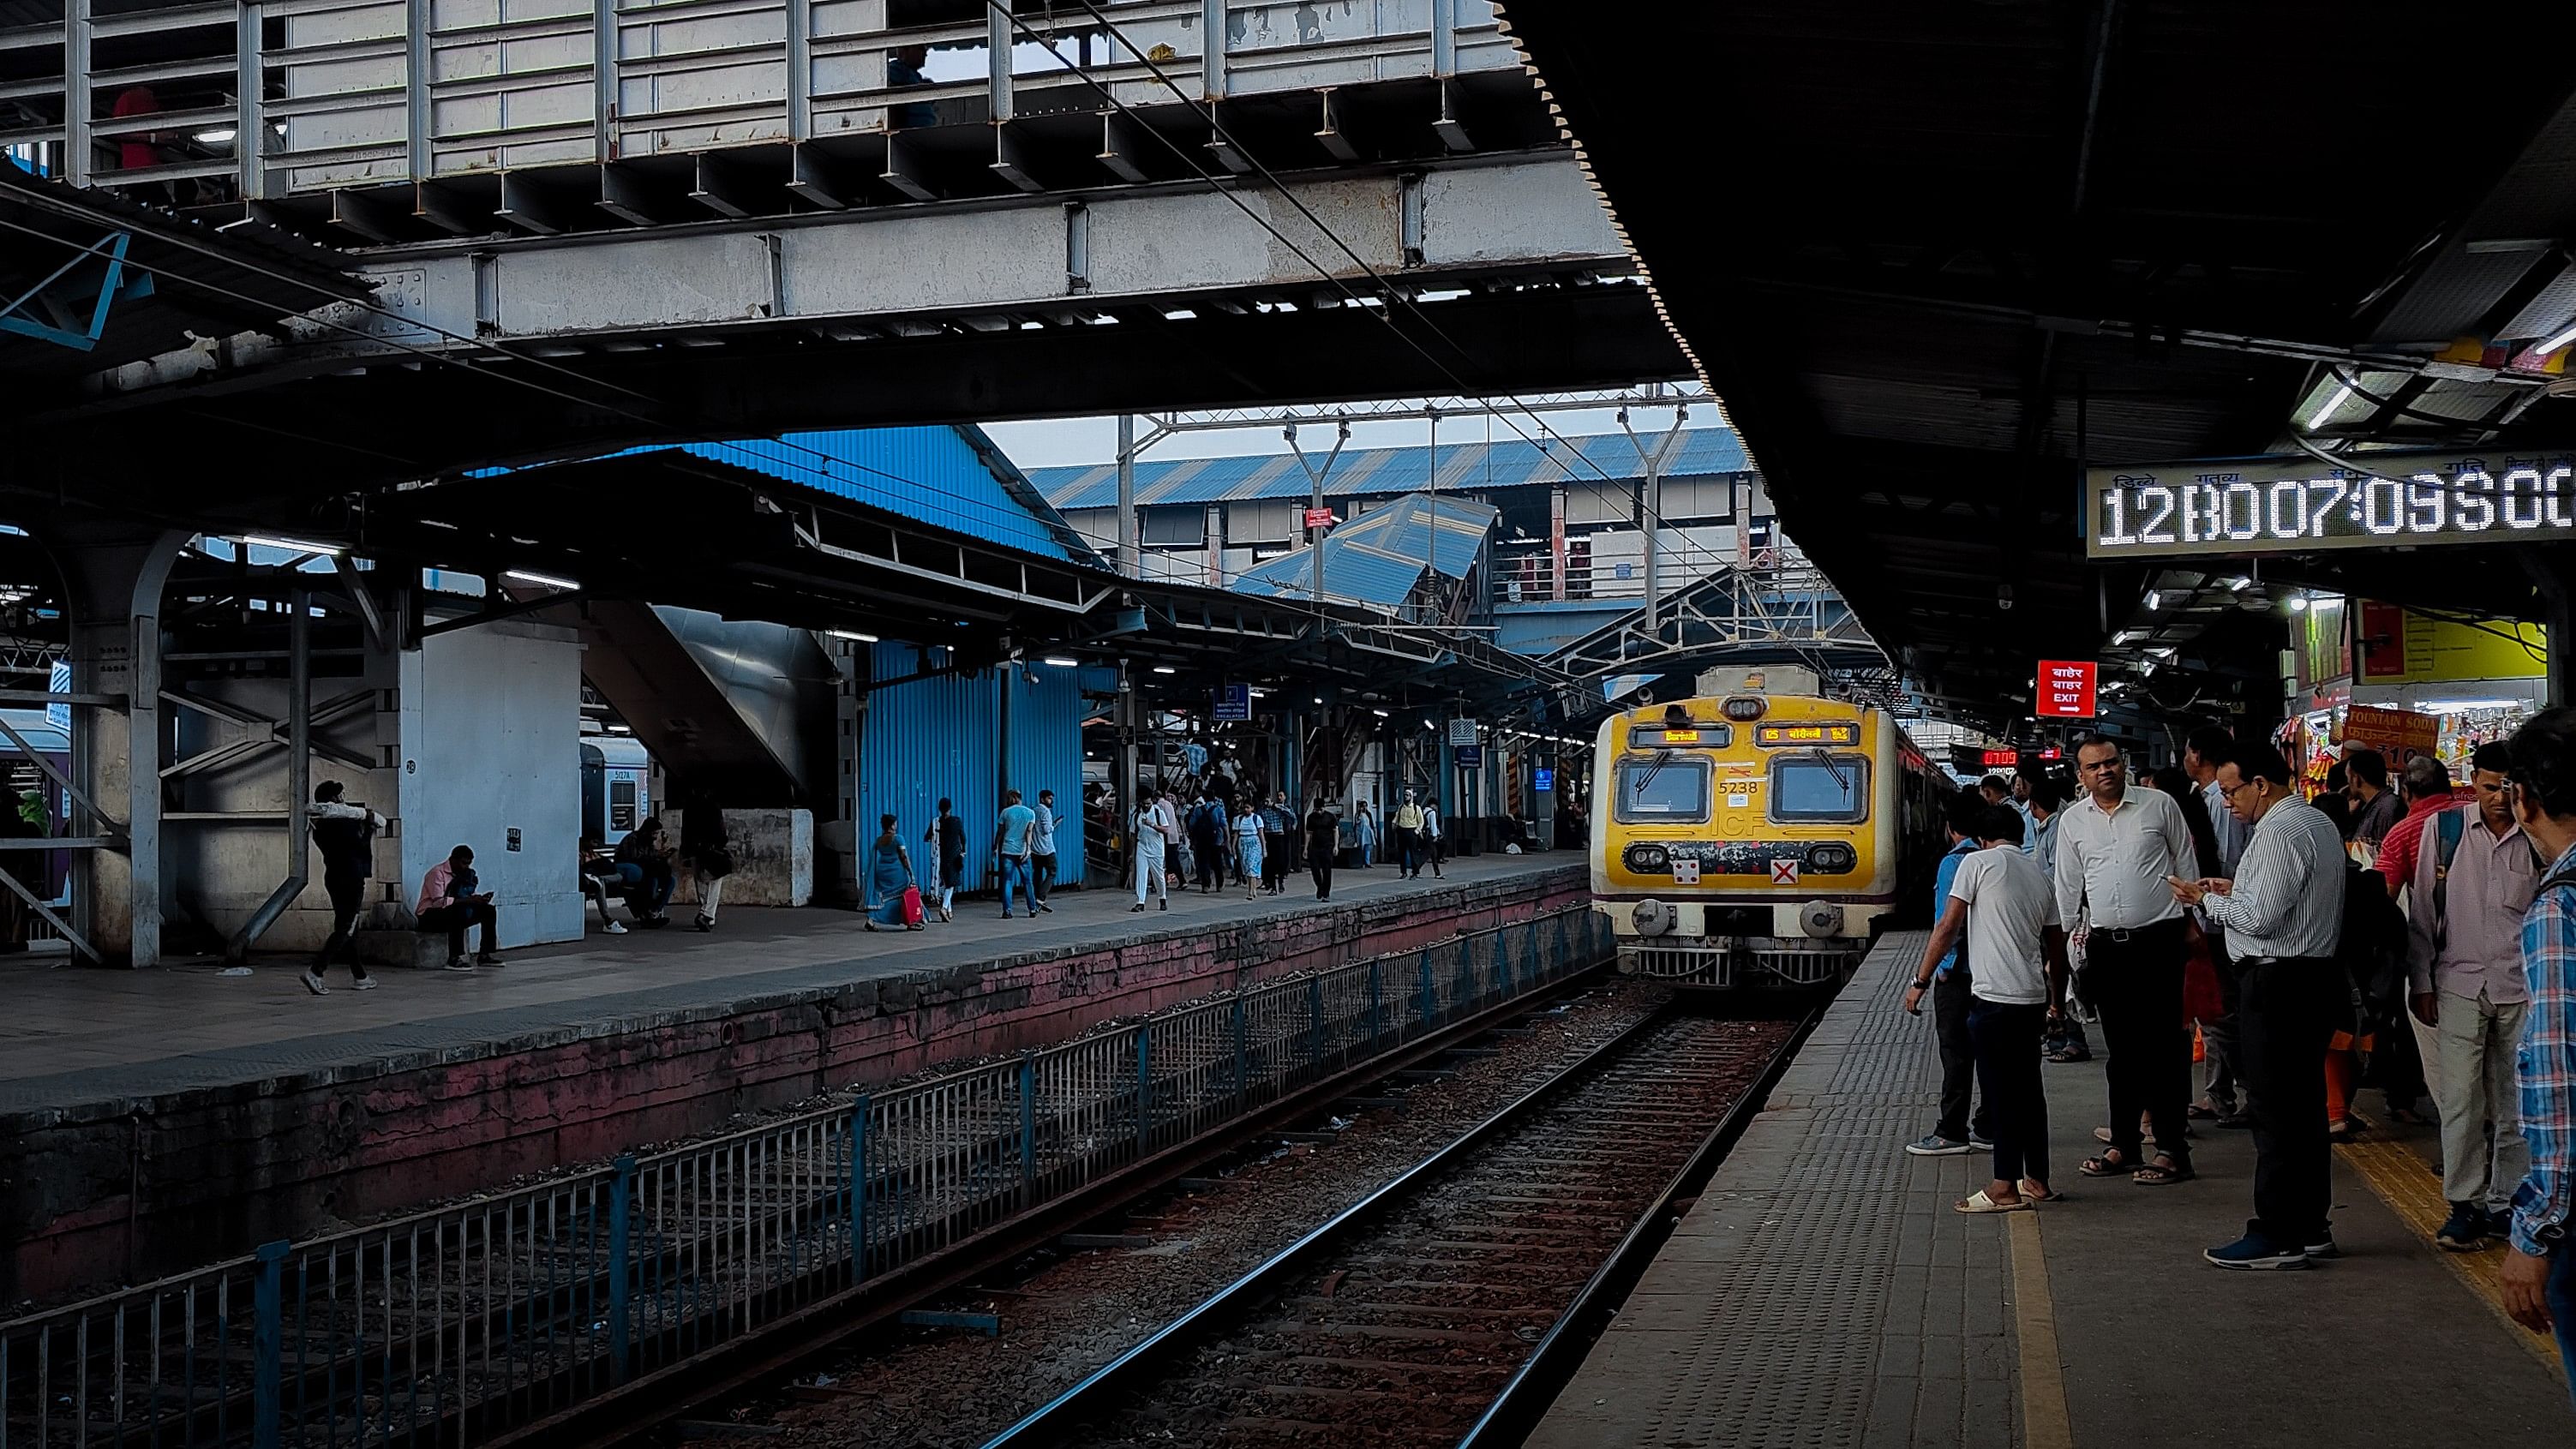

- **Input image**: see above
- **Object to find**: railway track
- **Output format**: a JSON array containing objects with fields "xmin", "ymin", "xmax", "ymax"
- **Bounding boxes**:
[{"xmin": 982, "ymin": 1009, "xmax": 1808, "ymax": 1449}]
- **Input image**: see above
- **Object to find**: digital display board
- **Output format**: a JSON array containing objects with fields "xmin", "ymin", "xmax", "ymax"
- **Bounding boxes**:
[
  {"xmin": 1626, "ymin": 723, "xmax": 1732, "ymax": 750},
  {"xmin": 2085, "ymin": 448, "xmax": 2576, "ymax": 560},
  {"xmin": 1754, "ymin": 722, "xmax": 1860, "ymax": 747}
]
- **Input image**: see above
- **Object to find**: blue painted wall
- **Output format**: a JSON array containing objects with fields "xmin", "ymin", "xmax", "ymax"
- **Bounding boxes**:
[{"xmin": 855, "ymin": 644, "xmax": 1087, "ymax": 893}]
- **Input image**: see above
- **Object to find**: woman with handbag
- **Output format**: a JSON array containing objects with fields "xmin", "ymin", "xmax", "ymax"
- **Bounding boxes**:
[{"xmin": 863, "ymin": 813, "xmax": 925, "ymax": 931}]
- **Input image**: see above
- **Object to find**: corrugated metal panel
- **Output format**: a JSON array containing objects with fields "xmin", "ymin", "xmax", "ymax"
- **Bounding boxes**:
[
  {"xmin": 1231, "ymin": 494, "xmax": 1497, "ymax": 608},
  {"xmin": 1032, "ymin": 428, "xmax": 1752, "ymax": 510},
  {"xmin": 854, "ymin": 646, "xmax": 1092, "ymax": 895},
  {"xmin": 1003, "ymin": 663, "xmax": 1090, "ymax": 887}
]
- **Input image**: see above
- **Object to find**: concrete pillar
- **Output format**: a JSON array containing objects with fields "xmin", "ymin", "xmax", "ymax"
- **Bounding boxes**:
[
  {"xmin": 1549, "ymin": 485, "xmax": 1567, "ymax": 602},
  {"xmin": 49, "ymin": 525, "xmax": 186, "ymax": 967}
]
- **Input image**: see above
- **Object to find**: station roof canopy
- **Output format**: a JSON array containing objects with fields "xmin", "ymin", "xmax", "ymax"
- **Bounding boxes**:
[
  {"xmin": 1032, "ymin": 428, "xmax": 1749, "ymax": 511},
  {"xmin": 1501, "ymin": 1, "xmax": 2576, "ymax": 722},
  {"xmin": 1231, "ymin": 494, "xmax": 1498, "ymax": 610},
  {"xmin": 0, "ymin": 164, "xmax": 365, "ymax": 385}
]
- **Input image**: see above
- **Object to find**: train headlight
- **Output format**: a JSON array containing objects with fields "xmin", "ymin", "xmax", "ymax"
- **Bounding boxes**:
[
  {"xmin": 1806, "ymin": 842, "xmax": 1857, "ymax": 874},
  {"xmin": 1633, "ymin": 899, "xmax": 1678, "ymax": 937},
  {"xmin": 1624, "ymin": 843, "xmax": 1672, "ymax": 873},
  {"xmin": 1722, "ymin": 696, "xmax": 1766, "ymax": 722}
]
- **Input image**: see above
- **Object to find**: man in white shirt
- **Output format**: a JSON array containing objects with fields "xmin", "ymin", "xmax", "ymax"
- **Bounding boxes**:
[
  {"xmin": 2055, "ymin": 735, "xmax": 2200, "ymax": 1184},
  {"xmin": 2171, "ymin": 740, "xmax": 2347, "ymax": 1270},
  {"xmin": 1031, "ymin": 788, "xmax": 1060, "ymax": 914},
  {"xmin": 1130, "ymin": 787, "xmax": 1177, "ymax": 913},
  {"xmin": 2184, "ymin": 727, "xmax": 2254, "ymax": 1127},
  {"xmin": 1907, "ymin": 805, "xmax": 2066, "ymax": 1212}
]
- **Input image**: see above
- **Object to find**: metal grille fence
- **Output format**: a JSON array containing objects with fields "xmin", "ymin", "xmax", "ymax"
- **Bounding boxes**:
[{"xmin": 2, "ymin": 906, "xmax": 1609, "ymax": 1448}]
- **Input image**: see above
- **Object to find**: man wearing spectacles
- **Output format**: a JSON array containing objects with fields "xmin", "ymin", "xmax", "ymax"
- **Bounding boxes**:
[{"xmin": 2170, "ymin": 743, "xmax": 2346, "ymax": 1269}]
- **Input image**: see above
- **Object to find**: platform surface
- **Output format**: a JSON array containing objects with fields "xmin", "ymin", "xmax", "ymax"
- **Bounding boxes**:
[
  {"xmin": 0, "ymin": 852, "xmax": 1561, "ymax": 1117},
  {"xmin": 1530, "ymin": 930, "xmax": 2575, "ymax": 1448}
]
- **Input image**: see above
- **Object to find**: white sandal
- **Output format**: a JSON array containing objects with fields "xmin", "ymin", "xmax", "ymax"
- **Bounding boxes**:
[{"xmin": 1955, "ymin": 1188, "xmax": 2032, "ymax": 1214}]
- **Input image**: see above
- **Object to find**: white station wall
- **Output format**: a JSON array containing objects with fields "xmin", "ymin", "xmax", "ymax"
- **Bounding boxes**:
[{"xmin": 398, "ymin": 620, "xmax": 585, "ymax": 948}]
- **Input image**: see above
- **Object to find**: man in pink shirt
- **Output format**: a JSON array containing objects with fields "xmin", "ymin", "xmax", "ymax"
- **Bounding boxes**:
[
  {"xmin": 2406, "ymin": 743, "xmax": 2540, "ymax": 1250},
  {"xmin": 2379, "ymin": 755, "xmax": 2459, "ymax": 900},
  {"xmin": 416, "ymin": 844, "xmax": 503, "ymax": 971}
]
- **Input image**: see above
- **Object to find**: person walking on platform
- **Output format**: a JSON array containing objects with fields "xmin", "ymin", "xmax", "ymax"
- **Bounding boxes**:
[
  {"xmin": 1393, "ymin": 792, "xmax": 1427, "ymax": 878},
  {"xmin": 2170, "ymin": 741, "xmax": 2346, "ymax": 1269},
  {"xmin": 925, "ymin": 798, "xmax": 965, "ymax": 922},
  {"xmin": 1189, "ymin": 792, "xmax": 1228, "ymax": 894},
  {"xmin": 2057, "ymin": 734, "xmax": 2200, "ymax": 1186},
  {"xmin": 1031, "ymin": 788, "xmax": 1060, "ymax": 913},
  {"xmin": 1233, "ymin": 796, "xmax": 1267, "ymax": 902},
  {"xmin": 680, "ymin": 795, "xmax": 733, "ymax": 934},
  {"xmin": 994, "ymin": 788, "xmax": 1040, "ymax": 919},
  {"xmin": 2347, "ymin": 747, "xmax": 2403, "ymax": 858},
  {"xmin": 2497, "ymin": 708, "xmax": 2576, "ymax": 1392},
  {"xmin": 304, "ymin": 781, "xmax": 386, "ymax": 995},
  {"xmin": 1423, "ymin": 797, "xmax": 1447, "ymax": 878},
  {"xmin": 1262, "ymin": 792, "xmax": 1296, "ymax": 895},
  {"xmin": 1307, "ymin": 797, "xmax": 1339, "ymax": 901},
  {"xmin": 416, "ymin": 844, "xmax": 502, "ymax": 971},
  {"xmin": 1908, "ymin": 791, "xmax": 1992, "ymax": 1157},
  {"xmin": 2368, "ymin": 755, "xmax": 2458, "ymax": 1123},
  {"xmin": 2406, "ymin": 743, "xmax": 2538, "ymax": 1249},
  {"xmin": 1354, "ymin": 799, "xmax": 1379, "ymax": 869},
  {"xmin": 1133, "ymin": 787, "xmax": 1177, "ymax": 913},
  {"xmin": 861, "ymin": 814, "xmax": 924, "ymax": 932},
  {"xmin": 1908, "ymin": 805, "xmax": 2064, "ymax": 1212}
]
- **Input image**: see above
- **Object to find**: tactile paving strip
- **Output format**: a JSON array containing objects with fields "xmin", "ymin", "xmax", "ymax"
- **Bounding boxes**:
[{"xmin": 1530, "ymin": 931, "xmax": 2023, "ymax": 1449}]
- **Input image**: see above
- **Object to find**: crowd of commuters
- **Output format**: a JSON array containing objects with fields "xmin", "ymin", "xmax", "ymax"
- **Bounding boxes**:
[{"xmin": 1901, "ymin": 714, "xmax": 2576, "ymax": 1388}]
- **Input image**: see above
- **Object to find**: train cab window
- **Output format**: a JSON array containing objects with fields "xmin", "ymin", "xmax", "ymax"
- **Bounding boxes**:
[
  {"xmin": 1770, "ymin": 756, "xmax": 1870, "ymax": 823},
  {"xmin": 1614, "ymin": 757, "xmax": 1710, "ymax": 823}
]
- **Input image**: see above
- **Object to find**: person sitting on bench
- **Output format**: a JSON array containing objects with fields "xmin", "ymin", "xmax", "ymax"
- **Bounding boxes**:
[{"xmin": 417, "ymin": 844, "xmax": 502, "ymax": 971}]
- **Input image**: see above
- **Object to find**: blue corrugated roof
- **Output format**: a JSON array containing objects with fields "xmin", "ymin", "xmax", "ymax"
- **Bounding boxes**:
[
  {"xmin": 1233, "ymin": 494, "xmax": 1497, "ymax": 609},
  {"xmin": 1033, "ymin": 428, "xmax": 1750, "ymax": 511},
  {"xmin": 493, "ymin": 426, "xmax": 1092, "ymax": 563}
]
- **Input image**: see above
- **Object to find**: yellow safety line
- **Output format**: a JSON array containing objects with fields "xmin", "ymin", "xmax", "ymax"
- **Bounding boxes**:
[
  {"xmin": 2007, "ymin": 1212, "xmax": 2076, "ymax": 1449},
  {"xmin": 2338, "ymin": 1123, "xmax": 2568, "ymax": 1383}
]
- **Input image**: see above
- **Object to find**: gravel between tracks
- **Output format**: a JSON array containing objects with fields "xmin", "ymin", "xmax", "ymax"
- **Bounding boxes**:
[{"xmin": 673, "ymin": 979, "xmax": 1696, "ymax": 1449}]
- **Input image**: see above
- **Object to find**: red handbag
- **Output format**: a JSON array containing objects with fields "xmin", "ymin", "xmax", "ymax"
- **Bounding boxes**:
[{"xmin": 899, "ymin": 885, "xmax": 925, "ymax": 927}]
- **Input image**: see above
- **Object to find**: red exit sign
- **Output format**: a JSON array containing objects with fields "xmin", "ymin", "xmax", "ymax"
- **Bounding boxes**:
[{"xmin": 2036, "ymin": 661, "xmax": 2099, "ymax": 719}]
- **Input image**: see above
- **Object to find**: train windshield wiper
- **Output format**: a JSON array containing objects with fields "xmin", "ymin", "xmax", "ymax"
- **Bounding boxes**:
[
  {"xmin": 1632, "ymin": 747, "xmax": 1677, "ymax": 798},
  {"xmin": 1805, "ymin": 748, "xmax": 1850, "ymax": 799}
]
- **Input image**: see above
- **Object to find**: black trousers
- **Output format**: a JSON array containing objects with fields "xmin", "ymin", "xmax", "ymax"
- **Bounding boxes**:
[
  {"xmin": 1932, "ymin": 965, "xmax": 1988, "ymax": 1142},
  {"xmin": 1191, "ymin": 832, "xmax": 1222, "ymax": 890},
  {"xmin": 2090, "ymin": 918, "xmax": 2192, "ymax": 1164},
  {"xmin": 1969, "ymin": 998, "xmax": 2052, "ymax": 1185},
  {"xmin": 315, "ymin": 870, "xmax": 368, "ymax": 975},
  {"xmin": 2238, "ymin": 957, "xmax": 2336, "ymax": 1245},
  {"xmin": 1032, "ymin": 852, "xmax": 1056, "ymax": 902},
  {"xmin": 418, "ymin": 901, "xmax": 495, "ymax": 958},
  {"xmin": 1311, "ymin": 859, "xmax": 1333, "ymax": 901}
]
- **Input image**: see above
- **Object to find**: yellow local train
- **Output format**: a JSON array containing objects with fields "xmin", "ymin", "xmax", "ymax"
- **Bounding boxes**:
[{"xmin": 1590, "ymin": 667, "xmax": 1948, "ymax": 991}]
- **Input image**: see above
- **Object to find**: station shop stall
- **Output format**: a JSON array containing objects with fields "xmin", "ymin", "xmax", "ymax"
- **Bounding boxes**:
[{"xmin": 2277, "ymin": 596, "xmax": 2549, "ymax": 792}]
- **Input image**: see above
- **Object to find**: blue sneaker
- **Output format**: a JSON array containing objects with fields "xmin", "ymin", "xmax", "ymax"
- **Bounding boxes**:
[
  {"xmin": 2204, "ymin": 1233, "xmax": 2309, "ymax": 1271},
  {"xmin": 1906, "ymin": 1135, "xmax": 1973, "ymax": 1157},
  {"xmin": 2437, "ymin": 1205, "xmax": 2485, "ymax": 1252},
  {"xmin": 1968, "ymin": 1131, "xmax": 1994, "ymax": 1151}
]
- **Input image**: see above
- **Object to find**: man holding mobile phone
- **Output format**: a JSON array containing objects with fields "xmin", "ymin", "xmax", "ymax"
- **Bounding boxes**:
[{"xmin": 416, "ymin": 844, "xmax": 503, "ymax": 971}]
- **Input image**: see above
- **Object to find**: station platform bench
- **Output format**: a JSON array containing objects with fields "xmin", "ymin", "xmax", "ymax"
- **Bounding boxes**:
[
  {"xmin": 1529, "ymin": 931, "xmax": 2573, "ymax": 1448},
  {"xmin": 3, "ymin": 853, "xmax": 1584, "ymax": 1304}
]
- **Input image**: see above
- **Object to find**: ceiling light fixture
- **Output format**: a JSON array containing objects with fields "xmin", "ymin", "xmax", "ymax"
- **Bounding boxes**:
[
  {"xmin": 502, "ymin": 568, "xmax": 579, "ymax": 590},
  {"xmin": 1042, "ymin": 656, "xmax": 1080, "ymax": 668},
  {"xmin": 240, "ymin": 534, "xmax": 343, "ymax": 556},
  {"xmin": 1153, "ymin": 665, "xmax": 1177, "ymax": 675},
  {"xmin": 2303, "ymin": 379, "xmax": 2356, "ymax": 431},
  {"xmin": 827, "ymin": 629, "xmax": 878, "ymax": 643}
]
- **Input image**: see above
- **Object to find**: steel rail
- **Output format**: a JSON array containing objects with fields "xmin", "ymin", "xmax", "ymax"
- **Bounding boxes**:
[
  {"xmin": 976, "ymin": 1000, "xmax": 1703, "ymax": 1447},
  {"xmin": 1453, "ymin": 1003, "xmax": 1824, "ymax": 1448},
  {"xmin": 538, "ymin": 962, "xmax": 1614, "ymax": 1449}
]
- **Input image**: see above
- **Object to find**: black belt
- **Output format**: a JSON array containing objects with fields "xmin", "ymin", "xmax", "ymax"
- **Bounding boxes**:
[
  {"xmin": 2094, "ymin": 919, "xmax": 2179, "ymax": 943},
  {"xmin": 2238, "ymin": 955, "xmax": 2332, "ymax": 967}
]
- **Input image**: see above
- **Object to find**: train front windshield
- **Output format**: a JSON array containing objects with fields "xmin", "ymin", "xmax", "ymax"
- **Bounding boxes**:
[
  {"xmin": 1770, "ymin": 757, "xmax": 1870, "ymax": 823},
  {"xmin": 1617, "ymin": 757, "xmax": 1709, "ymax": 822}
]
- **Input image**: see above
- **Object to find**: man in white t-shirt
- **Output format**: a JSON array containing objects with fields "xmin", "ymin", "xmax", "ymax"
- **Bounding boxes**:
[
  {"xmin": 1905, "ymin": 805, "xmax": 2068, "ymax": 1213},
  {"xmin": 1130, "ymin": 787, "xmax": 1177, "ymax": 913}
]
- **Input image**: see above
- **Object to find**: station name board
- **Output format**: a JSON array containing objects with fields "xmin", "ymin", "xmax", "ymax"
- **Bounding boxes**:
[{"xmin": 2085, "ymin": 448, "xmax": 2576, "ymax": 560}]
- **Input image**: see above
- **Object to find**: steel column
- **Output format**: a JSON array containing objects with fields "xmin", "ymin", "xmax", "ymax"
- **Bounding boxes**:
[
  {"xmin": 237, "ymin": 3, "xmax": 266, "ymax": 200},
  {"xmin": 1201, "ymin": 0, "xmax": 1226, "ymax": 99},
  {"xmin": 988, "ymin": 3, "xmax": 1015, "ymax": 122},
  {"xmin": 226, "ymin": 585, "xmax": 311, "ymax": 961},
  {"xmin": 62, "ymin": 0, "xmax": 90, "ymax": 185},
  {"xmin": 1285, "ymin": 418, "xmax": 1350, "ymax": 604},
  {"xmin": 785, "ymin": 0, "xmax": 812, "ymax": 143},
  {"xmin": 1117, "ymin": 413, "xmax": 1138, "ymax": 578},
  {"xmin": 55, "ymin": 526, "xmax": 184, "ymax": 967},
  {"xmin": 594, "ymin": 0, "xmax": 618, "ymax": 164},
  {"xmin": 405, "ymin": 0, "xmax": 431, "ymax": 180}
]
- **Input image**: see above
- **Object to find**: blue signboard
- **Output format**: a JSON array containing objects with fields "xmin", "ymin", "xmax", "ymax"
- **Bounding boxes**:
[
  {"xmin": 1213, "ymin": 683, "xmax": 1251, "ymax": 722},
  {"xmin": 1455, "ymin": 745, "xmax": 1484, "ymax": 769},
  {"xmin": 1534, "ymin": 767, "xmax": 1555, "ymax": 792}
]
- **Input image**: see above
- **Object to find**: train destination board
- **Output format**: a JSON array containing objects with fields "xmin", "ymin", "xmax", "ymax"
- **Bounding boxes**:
[{"xmin": 2085, "ymin": 448, "xmax": 2576, "ymax": 559}]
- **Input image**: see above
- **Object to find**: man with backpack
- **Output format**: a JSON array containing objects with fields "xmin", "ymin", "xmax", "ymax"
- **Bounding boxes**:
[
  {"xmin": 2169, "ymin": 741, "xmax": 2346, "ymax": 1270},
  {"xmin": 2405, "ymin": 744, "xmax": 2540, "ymax": 1251},
  {"xmin": 2500, "ymin": 710, "xmax": 2576, "ymax": 1388}
]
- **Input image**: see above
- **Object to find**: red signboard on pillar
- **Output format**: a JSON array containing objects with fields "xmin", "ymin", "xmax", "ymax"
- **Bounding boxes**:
[
  {"xmin": 2035, "ymin": 660, "xmax": 2098, "ymax": 719},
  {"xmin": 1303, "ymin": 506, "xmax": 1337, "ymax": 530}
]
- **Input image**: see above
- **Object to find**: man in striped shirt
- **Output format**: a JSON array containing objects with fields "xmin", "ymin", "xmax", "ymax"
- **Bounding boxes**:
[{"xmin": 2503, "ymin": 708, "xmax": 2576, "ymax": 1398}]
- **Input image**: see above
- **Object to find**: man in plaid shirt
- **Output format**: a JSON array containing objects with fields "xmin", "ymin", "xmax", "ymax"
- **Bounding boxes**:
[{"xmin": 2504, "ymin": 707, "xmax": 2576, "ymax": 1402}]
